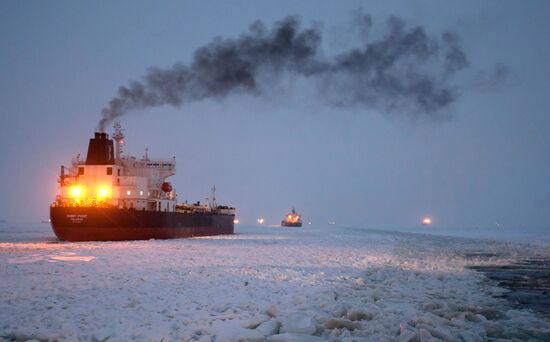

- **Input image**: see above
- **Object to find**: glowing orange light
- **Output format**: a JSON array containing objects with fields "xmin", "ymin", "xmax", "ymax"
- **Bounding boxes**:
[
  {"xmin": 422, "ymin": 217, "xmax": 432, "ymax": 225},
  {"xmin": 257, "ymin": 217, "xmax": 264, "ymax": 225},
  {"xmin": 70, "ymin": 186, "xmax": 82, "ymax": 198},
  {"xmin": 285, "ymin": 213, "xmax": 301, "ymax": 223},
  {"xmin": 68, "ymin": 185, "xmax": 87, "ymax": 201},
  {"xmin": 96, "ymin": 186, "xmax": 112, "ymax": 199}
]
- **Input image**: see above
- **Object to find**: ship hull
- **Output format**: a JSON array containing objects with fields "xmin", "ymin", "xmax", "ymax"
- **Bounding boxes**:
[
  {"xmin": 50, "ymin": 207, "xmax": 234, "ymax": 242},
  {"xmin": 281, "ymin": 221, "xmax": 302, "ymax": 227}
]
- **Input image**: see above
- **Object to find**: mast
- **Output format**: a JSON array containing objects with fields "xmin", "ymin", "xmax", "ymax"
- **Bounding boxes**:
[
  {"xmin": 211, "ymin": 185, "xmax": 216, "ymax": 208},
  {"xmin": 112, "ymin": 122, "xmax": 125, "ymax": 162},
  {"xmin": 59, "ymin": 165, "xmax": 65, "ymax": 185}
]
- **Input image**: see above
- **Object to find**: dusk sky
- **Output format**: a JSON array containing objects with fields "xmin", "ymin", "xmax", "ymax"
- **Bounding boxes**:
[{"xmin": 1, "ymin": 1, "xmax": 549, "ymax": 233}]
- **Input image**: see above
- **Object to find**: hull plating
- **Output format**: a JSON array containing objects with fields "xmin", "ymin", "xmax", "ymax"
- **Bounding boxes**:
[
  {"xmin": 281, "ymin": 222, "xmax": 302, "ymax": 227},
  {"xmin": 50, "ymin": 206, "xmax": 234, "ymax": 241}
]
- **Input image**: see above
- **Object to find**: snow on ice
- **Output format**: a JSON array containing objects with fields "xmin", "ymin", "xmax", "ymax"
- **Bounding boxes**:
[{"xmin": 1, "ymin": 225, "xmax": 549, "ymax": 341}]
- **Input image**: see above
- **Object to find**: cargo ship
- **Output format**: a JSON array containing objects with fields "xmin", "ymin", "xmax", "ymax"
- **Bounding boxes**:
[
  {"xmin": 281, "ymin": 208, "xmax": 302, "ymax": 227},
  {"xmin": 50, "ymin": 124, "xmax": 235, "ymax": 241}
]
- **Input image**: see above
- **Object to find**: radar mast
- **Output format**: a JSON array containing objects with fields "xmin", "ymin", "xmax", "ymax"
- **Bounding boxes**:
[{"xmin": 112, "ymin": 122, "xmax": 125, "ymax": 161}]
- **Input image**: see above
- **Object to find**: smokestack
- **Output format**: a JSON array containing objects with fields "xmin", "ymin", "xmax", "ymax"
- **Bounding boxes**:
[
  {"xmin": 98, "ymin": 14, "xmax": 474, "ymax": 130},
  {"xmin": 86, "ymin": 132, "xmax": 115, "ymax": 165}
]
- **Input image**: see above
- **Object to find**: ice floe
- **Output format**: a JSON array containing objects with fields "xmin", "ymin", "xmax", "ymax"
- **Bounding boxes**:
[{"xmin": 0, "ymin": 225, "xmax": 549, "ymax": 341}]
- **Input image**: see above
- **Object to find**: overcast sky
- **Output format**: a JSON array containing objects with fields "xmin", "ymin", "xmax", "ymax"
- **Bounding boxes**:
[{"xmin": 1, "ymin": 1, "xmax": 549, "ymax": 234}]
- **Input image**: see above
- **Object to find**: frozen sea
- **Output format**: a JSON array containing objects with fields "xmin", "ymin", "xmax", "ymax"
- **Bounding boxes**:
[{"xmin": 1, "ymin": 223, "xmax": 549, "ymax": 341}]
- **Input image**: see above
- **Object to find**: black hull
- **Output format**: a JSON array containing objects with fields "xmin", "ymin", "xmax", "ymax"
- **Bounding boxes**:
[
  {"xmin": 50, "ymin": 207, "xmax": 234, "ymax": 242},
  {"xmin": 281, "ymin": 221, "xmax": 302, "ymax": 227}
]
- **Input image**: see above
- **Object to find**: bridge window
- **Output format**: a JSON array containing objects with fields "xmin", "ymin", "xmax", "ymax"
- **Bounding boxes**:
[
  {"xmin": 106, "ymin": 167, "xmax": 112, "ymax": 175},
  {"xmin": 78, "ymin": 167, "xmax": 84, "ymax": 175}
]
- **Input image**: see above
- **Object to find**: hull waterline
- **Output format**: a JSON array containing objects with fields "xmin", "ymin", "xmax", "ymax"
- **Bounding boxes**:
[{"xmin": 281, "ymin": 222, "xmax": 302, "ymax": 227}]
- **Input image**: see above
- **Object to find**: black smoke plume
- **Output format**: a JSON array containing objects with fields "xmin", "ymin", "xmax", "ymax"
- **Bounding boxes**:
[{"xmin": 98, "ymin": 15, "xmax": 469, "ymax": 131}]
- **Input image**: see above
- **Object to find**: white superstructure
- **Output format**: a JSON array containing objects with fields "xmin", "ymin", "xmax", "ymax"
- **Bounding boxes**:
[
  {"xmin": 54, "ymin": 124, "xmax": 235, "ymax": 217},
  {"xmin": 57, "ymin": 124, "xmax": 177, "ymax": 212}
]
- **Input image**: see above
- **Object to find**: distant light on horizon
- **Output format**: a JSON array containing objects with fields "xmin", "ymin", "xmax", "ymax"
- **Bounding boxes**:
[
  {"xmin": 257, "ymin": 217, "xmax": 264, "ymax": 225},
  {"xmin": 422, "ymin": 217, "xmax": 432, "ymax": 225}
]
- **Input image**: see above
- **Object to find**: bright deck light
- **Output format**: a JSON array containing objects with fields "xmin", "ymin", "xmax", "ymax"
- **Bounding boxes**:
[
  {"xmin": 69, "ymin": 185, "xmax": 84, "ymax": 198},
  {"xmin": 97, "ymin": 186, "xmax": 111, "ymax": 199}
]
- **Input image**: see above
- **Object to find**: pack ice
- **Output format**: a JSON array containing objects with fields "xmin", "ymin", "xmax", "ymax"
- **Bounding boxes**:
[{"xmin": 1, "ymin": 225, "xmax": 549, "ymax": 341}]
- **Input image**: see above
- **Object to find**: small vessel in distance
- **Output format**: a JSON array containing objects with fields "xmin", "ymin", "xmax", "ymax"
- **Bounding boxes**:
[
  {"xmin": 50, "ymin": 124, "xmax": 235, "ymax": 241},
  {"xmin": 281, "ymin": 208, "xmax": 302, "ymax": 227}
]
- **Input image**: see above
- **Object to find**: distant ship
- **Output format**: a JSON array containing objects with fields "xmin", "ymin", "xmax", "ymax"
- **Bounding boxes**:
[
  {"xmin": 50, "ymin": 124, "xmax": 235, "ymax": 241},
  {"xmin": 281, "ymin": 208, "xmax": 302, "ymax": 227}
]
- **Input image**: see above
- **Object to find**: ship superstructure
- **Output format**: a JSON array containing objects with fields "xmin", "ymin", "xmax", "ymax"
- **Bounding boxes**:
[{"xmin": 50, "ymin": 124, "xmax": 235, "ymax": 241}]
